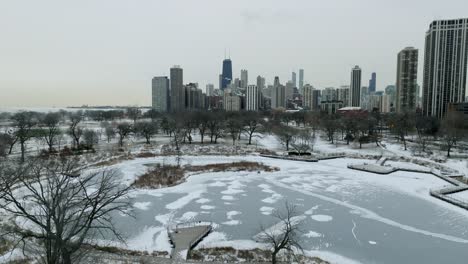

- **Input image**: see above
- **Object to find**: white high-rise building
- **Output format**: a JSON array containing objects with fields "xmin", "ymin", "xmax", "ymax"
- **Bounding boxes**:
[
  {"xmin": 152, "ymin": 76, "xmax": 170, "ymax": 112},
  {"xmin": 322, "ymin": 87, "xmax": 337, "ymax": 101},
  {"xmin": 381, "ymin": 94, "xmax": 391, "ymax": 113},
  {"xmin": 396, "ymin": 47, "xmax": 419, "ymax": 113},
  {"xmin": 246, "ymin": 85, "xmax": 259, "ymax": 111},
  {"xmin": 285, "ymin": 81, "xmax": 295, "ymax": 100},
  {"xmin": 241, "ymin": 69, "xmax": 248, "ymax": 88},
  {"xmin": 206, "ymin": 83, "xmax": 215, "ymax": 96},
  {"xmin": 303, "ymin": 84, "xmax": 319, "ymax": 110},
  {"xmin": 422, "ymin": 18, "xmax": 468, "ymax": 118},
  {"xmin": 350, "ymin": 66, "xmax": 362, "ymax": 107},
  {"xmin": 224, "ymin": 90, "xmax": 241, "ymax": 111},
  {"xmin": 337, "ymin": 86, "xmax": 350, "ymax": 107}
]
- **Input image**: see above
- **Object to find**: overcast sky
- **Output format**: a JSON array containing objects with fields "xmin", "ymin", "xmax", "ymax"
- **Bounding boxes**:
[{"xmin": 1, "ymin": 0, "xmax": 467, "ymax": 107}]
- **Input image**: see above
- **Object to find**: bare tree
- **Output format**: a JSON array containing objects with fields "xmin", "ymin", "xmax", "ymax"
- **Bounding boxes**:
[
  {"xmin": 207, "ymin": 112, "xmax": 224, "ymax": 144},
  {"xmin": 11, "ymin": 112, "xmax": 37, "ymax": 162},
  {"xmin": 39, "ymin": 112, "xmax": 62, "ymax": 153},
  {"xmin": 440, "ymin": 111, "xmax": 466, "ymax": 157},
  {"xmin": 101, "ymin": 122, "xmax": 116, "ymax": 143},
  {"xmin": 68, "ymin": 113, "xmax": 83, "ymax": 148},
  {"xmin": 0, "ymin": 133, "xmax": 8, "ymax": 157},
  {"xmin": 126, "ymin": 107, "xmax": 141, "ymax": 124},
  {"xmin": 0, "ymin": 158, "xmax": 132, "ymax": 264},
  {"xmin": 304, "ymin": 112, "xmax": 320, "ymax": 137},
  {"xmin": 387, "ymin": 112, "xmax": 413, "ymax": 151},
  {"xmin": 273, "ymin": 124, "xmax": 296, "ymax": 151},
  {"xmin": 415, "ymin": 115, "xmax": 438, "ymax": 154},
  {"xmin": 257, "ymin": 202, "xmax": 303, "ymax": 264},
  {"xmin": 134, "ymin": 121, "xmax": 158, "ymax": 144},
  {"xmin": 194, "ymin": 112, "xmax": 209, "ymax": 144},
  {"xmin": 116, "ymin": 123, "xmax": 133, "ymax": 148},
  {"xmin": 243, "ymin": 112, "xmax": 261, "ymax": 145},
  {"xmin": 83, "ymin": 129, "xmax": 99, "ymax": 149},
  {"xmin": 320, "ymin": 114, "xmax": 339, "ymax": 144},
  {"xmin": 0, "ymin": 131, "xmax": 17, "ymax": 157},
  {"xmin": 291, "ymin": 129, "xmax": 315, "ymax": 154},
  {"xmin": 226, "ymin": 117, "xmax": 243, "ymax": 146}
]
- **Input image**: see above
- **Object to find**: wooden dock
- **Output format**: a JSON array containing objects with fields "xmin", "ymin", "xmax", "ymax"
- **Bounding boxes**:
[{"xmin": 168, "ymin": 221, "xmax": 212, "ymax": 261}]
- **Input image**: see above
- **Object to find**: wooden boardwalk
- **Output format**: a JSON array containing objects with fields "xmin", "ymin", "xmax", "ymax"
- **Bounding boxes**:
[
  {"xmin": 168, "ymin": 222, "xmax": 212, "ymax": 262},
  {"xmin": 347, "ymin": 157, "xmax": 468, "ymax": 211}
]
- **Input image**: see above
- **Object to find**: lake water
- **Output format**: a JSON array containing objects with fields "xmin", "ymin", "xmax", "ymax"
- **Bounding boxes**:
[{"xmin": 109, "ymin": 156, "xmax": 468, "ymax": 264}]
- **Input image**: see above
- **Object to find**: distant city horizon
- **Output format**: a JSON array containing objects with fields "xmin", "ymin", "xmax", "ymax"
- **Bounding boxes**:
[{"xmin": 1, "ymin": 1, "xmax": 468, "ymax": 107}]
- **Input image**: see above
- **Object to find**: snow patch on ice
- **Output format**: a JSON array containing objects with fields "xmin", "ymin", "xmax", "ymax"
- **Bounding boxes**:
[
  {"xmin": 222, "ymin": 195, "xmax": 235, "ymax": 201},
  {"xmin": 311, "ymin": 215, "xmax": 333, "ymax": 222},
  {"xmin": 196, "ymin": 198, "xmax": 210, "ymax": 204},
  {"xmin": 304, "ymin": 231, "xmax": 323, "ymax": 238},
  {"xmin": 180, "ymin": 211, "xmax": 198, "ymax": 221},
  {"xmin": 133, "ymin": 202, "xmax": 151, "ymax": 210},
  {"xmin": 166, "ymin": 190, "xmax": 204, "ymax": 210},
  {"xmin": 259, "ymin": 206, "xmax": 275, "ymax": 215},
  {"xmin": 200, "ymin": 205, "xmax": 215, "ymax": 210},
  {"xmin": 222, "ymin": 220, "xmax": 241, "ymax": 225}
]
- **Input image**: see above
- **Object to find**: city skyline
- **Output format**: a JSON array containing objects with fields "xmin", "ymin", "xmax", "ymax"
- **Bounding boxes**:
[{"xmin": 1, "ymin": 0, "xmax": 468, "ymax": 107}]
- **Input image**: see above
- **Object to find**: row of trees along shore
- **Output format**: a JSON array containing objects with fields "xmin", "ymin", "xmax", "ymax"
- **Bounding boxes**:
[{"xmin": 1, "ymin": 108, "xmax": 467, "ymax": 162}]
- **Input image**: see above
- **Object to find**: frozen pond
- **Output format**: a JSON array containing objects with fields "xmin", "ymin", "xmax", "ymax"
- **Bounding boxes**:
[{"xmin": 109, "ymin": 155, "xmax": 468, "ymax": 264}]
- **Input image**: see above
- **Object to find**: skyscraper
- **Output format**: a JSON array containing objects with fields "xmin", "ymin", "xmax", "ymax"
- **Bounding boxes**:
[
  {"xmin": 256, "ymin": 75, "xmax": 266, "ymax": 109},
  {"xmin": 221, "ymin": 58, "xmax": 233, "ymax": 90},
  {"xmin": 350, "ymin": 66, "xmax": 362, "ymax": 107},
  {"xmin": 256, "ymin": 75, "xmax": 265, "ymax": 90},
  {"xmin": 272, "ymin": 77, "xmax": 285, "ymax": 109},
  {"xmin": 299, "ymin": 69, "xmax": 304, "ymax": 94},
  {"xmin": 246, "ymin": 85, "xmax": 258, "ymax": 111},
  {"xmin": 240, "ymin": 69, "xmax": 248, "ymax": 88},
  {"xmin": 170, "ymin": 66, "xmax": 185, "ymax": 112},
  {"xmin": 303, "ymin": 84, "xmax": 319, "ymax": 110},
  {"xmin": 422, "ymin": 18, "xmax": 468, "ymax": 119},
  {"xmin": 152, "ymin": 76, "xmax": 170, "ymax": 112},
  {"xmin": 292, "ymin": 72, "xmax": 297, "ymax": 88},
  {"xmin": 369, "ymin": 72, "xmax": 376, "ymax": 94},
  {"xmin": 337, "ymin": 86, "xmax": 350, "ymax": 107},
  {"xmin": 285, "ymin": 81, "xmax": 294, "ymax": 100},
  {"xmin": 206, "ymin": 83, "xmax": 215, "ymax": 96},
  {"xmin": 396, "ymin": 47, "xmax": 419, "ymax": 113}
]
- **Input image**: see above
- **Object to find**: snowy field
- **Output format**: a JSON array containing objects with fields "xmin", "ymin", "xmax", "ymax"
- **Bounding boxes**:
[{"xmin": 100, "ymin": 155, "xmax": 468, "ymax": 264}]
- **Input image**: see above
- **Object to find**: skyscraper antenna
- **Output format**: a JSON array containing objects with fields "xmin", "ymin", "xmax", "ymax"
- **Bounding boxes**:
[{"xmin": 224, "ymin": 48, "xmax": 226, "ymax": 59}]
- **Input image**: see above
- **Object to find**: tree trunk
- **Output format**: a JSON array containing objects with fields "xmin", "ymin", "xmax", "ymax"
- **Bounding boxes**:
[
  {"xmin": 20, "ymin": 141, "xmax": 25, "ymax": 162},
  {"xmin": 272, "ymin": 252, "xmax": 277, "ymax": 264},
  {"xmin": 8, "ymin": 143, "xmax": 15, "ymax": 154},
  {"xmin": 62, "ymin": 250, "xmax": 72, "ymax": 264}
]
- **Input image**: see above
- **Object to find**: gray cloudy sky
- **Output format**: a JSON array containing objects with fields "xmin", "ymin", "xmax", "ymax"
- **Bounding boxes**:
[{"xmin": 1, "ymin": 0, "xmax": 467, "ymax": 107}]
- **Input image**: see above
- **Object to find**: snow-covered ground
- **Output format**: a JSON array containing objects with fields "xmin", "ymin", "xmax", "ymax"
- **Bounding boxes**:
[{"xmin": 97, "ymin": 153, "xmax": 468, "ymax": 264}]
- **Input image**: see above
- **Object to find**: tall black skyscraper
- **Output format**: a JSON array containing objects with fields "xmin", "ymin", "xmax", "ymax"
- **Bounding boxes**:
[
  {"xmin": 221, "ymin": 59, "xmax": 233, "ymax": 90},
  {"xmin": 170, "ymin": 66, "xmax": 185, "ymax": 112},
  {"xmin": 422, "ymin": 18, "xmax": 468, "ymax": 118},
  {"xmin": 369, "ymin": 72, "xmax": 376, "ymax": 93},
  {"xmin": 350, "ymin": 66, "xmax": 362, "ymax": 107}
]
